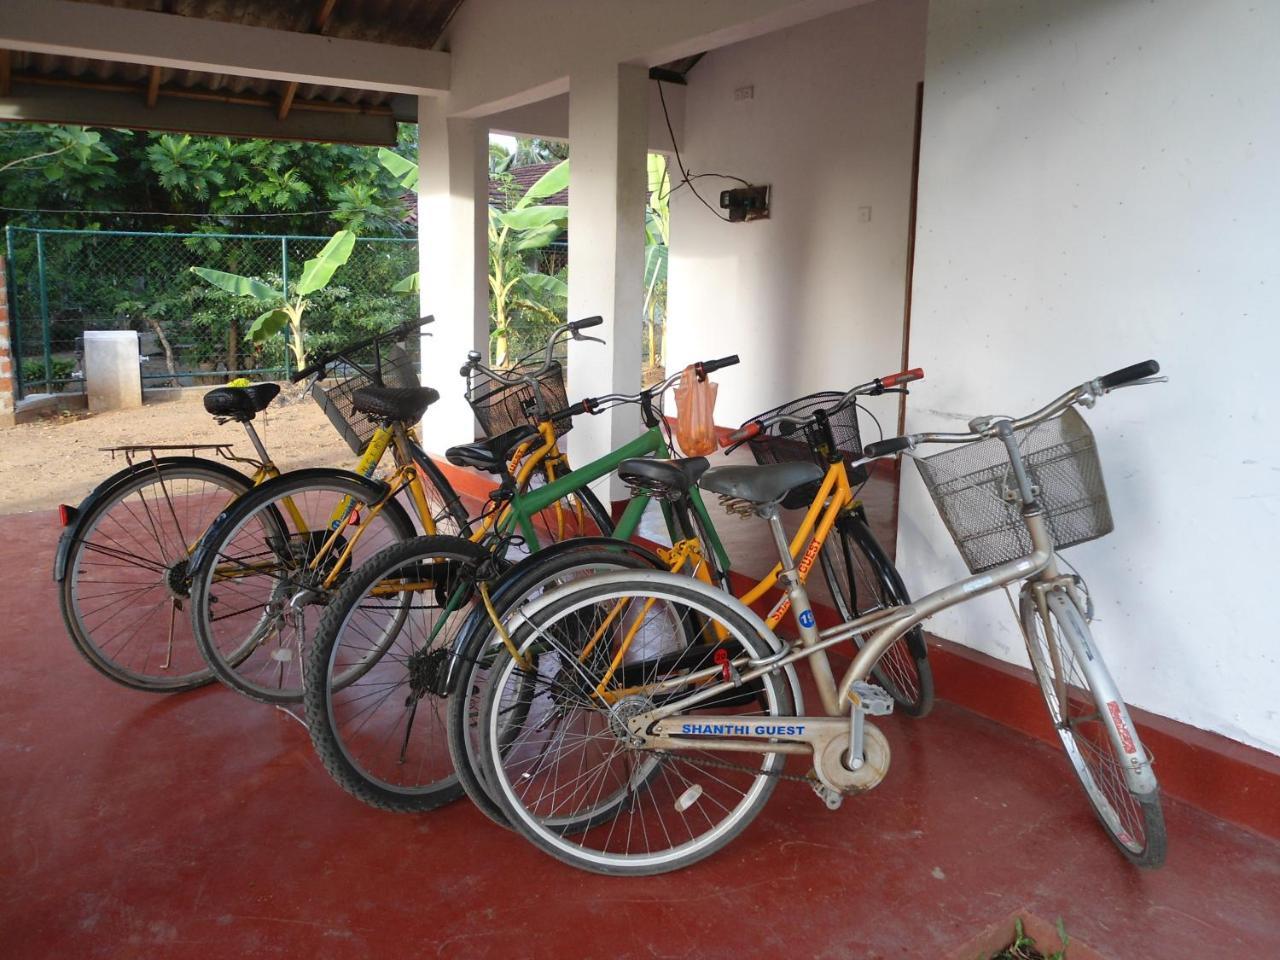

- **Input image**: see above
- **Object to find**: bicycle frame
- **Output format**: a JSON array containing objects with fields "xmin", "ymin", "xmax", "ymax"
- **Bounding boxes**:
[
  {"xmin": 477, "ymin": 420, "xmax": 730, "ymax": 567},
  {"xmin": 585, "ymin": 459, "xmax": 862, "ymax": 700}
]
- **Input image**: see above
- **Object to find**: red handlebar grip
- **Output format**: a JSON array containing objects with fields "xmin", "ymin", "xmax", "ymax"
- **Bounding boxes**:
[
  {"xmin": 881, "ymin": 367, "xmax": 924, "ymax": 388},
  {"xmin": 722, "ymin": 421, "xmax": 762, "ymax": 447}
]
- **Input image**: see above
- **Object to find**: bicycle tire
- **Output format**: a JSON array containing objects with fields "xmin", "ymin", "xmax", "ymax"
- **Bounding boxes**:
[
  {"xmin": 410, "ymin": 449, "xmax": 473, "ymax": 537},
  {"xmin": 189, "ymin": 469, "xmax": 417, "ymax": 705},
  {"xmin": 60, "ymin": 458, "xmax": 253, "ymax": 693},
  {"xmin": 480, "ymin": 574, "xmax": 794, "ymax": 876},
  {"xmin": 446, "ymin": 542, "xmax": 665, "ymax": 827},
  {"xmin": 304, "ymin": 536, "xmax": 491, "ymax": 812},
  {"xmin": 1020, "ymin": 589, "xmax": 1166, "ymax": 867},
  {"xmin": 819, "ymin": 511, "xmax": 934, "ymax": 716}
]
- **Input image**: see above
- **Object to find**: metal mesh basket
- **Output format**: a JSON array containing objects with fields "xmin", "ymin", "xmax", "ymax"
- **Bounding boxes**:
[
  {"xmin": 468, "ymin": 360, "xmax": 570, "ymax": 438},
  {"xmin": 914, "ymin": 407, "xmax": 1113, "ymax": 574},
  {"xmin": 742, "ymin": 391, "xmax": 868, "ymax": 484},
  {"xmin": 310, "ymin": 343, "xmax": 419, "ymax": 455}
]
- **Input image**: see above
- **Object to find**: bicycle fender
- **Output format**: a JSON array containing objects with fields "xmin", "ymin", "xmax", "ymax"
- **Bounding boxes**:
[
  {"xmin": 506, "ymin": 568, "xmax": 806, "ymax": 714},
  {"xmin": 443, "ymin": 537, "xmax": 667, "ymax": 694},
  {"xmin": 53, "ymin": 456, "xmax": 251, "ymax": 582},
  {"xmin": 186, "ymin": 468, "xmax": 396, "ymax": 579}
]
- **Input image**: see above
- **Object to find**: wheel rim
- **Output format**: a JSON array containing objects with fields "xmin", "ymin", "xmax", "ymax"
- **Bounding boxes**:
[
  {"xmin": 323, "ymin": 550, "xmax": 477, "ymax": 796},
  {"xmin": 198, "ymin": 483, "xmax": 408, "ymax": 699},
  {"xmin": 69, "ymin": 469, "xmax": 242, "ymax": 686},
  {"xmin": 485, "ymin": 586, "xmax": 785, "ymax": 871},
  {"xmin": 1023, "ymin": 599, "xmax": 1150, "ymax": 853},
  {"xmin": 819, "ymin": 528, "xmax": 923, "ymax": 709}
]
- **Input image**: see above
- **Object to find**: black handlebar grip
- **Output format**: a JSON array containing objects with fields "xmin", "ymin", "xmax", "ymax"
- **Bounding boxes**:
[
  {"xmin": 1098, "ymin": 359, "xmax": 1160, "ymax": 390},
  {"xmin": 864, "ymin": 436, "xmax": 914, "ymax": 458},
  {"xmin": 701, "ymin": 355, "xmax": 740, "ymax": 374},
  {"xmin": 570, "ymin": 316, "xmax": 604, "ymax": 331},
  {"xmin": 546, "ymin": 398, "xmax": 593, "ymax": 421}
]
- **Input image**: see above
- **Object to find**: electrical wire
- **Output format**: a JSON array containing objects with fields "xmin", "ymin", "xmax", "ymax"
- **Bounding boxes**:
[{"xmin": 656, "ymin": 80, "xmax": 743, "ymax": 223}]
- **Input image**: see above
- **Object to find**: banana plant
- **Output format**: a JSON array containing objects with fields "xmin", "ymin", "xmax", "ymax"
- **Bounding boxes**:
[
  {"xmin": 489, "ymin": 159, "xmax": 569, "ymax": 365},
  {"xmin": 644, "ymin": 154, "xmax": 670, "ymax": 372},
  {"xmin": 191, "ymin": 230, "xmax": 356, "ymax": 368}
]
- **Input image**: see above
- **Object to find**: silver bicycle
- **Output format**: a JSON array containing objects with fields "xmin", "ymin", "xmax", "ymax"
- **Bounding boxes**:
[{"xmin": 474, "ymin": 360, "xmax": 1167, "ymax": 875}]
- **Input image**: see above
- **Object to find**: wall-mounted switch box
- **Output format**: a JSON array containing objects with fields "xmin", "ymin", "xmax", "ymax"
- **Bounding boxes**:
[{"xmin": 720, "ymin": 185, "xmax": 770, "ymax": 222}]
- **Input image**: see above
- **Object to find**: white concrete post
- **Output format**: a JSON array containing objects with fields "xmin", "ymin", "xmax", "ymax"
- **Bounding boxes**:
[
  {"xmin": 417, "ymin": 96, "xmax": 489, "ymax": 453},
  {"xmin": 83, "ymin": 330, "xmax": 142, "ymax": 413},
  {"xmin": 567, "ymin": 62, "xmax": 649, "ymax": 504}
]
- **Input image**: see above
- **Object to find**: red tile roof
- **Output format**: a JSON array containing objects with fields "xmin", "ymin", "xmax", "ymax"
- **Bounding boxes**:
[{"xmin": 401, "ymin": 162, "xmax": 568, "ymax": 227}]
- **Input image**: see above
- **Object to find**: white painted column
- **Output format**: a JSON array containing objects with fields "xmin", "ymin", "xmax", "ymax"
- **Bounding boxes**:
[
  {"xmin": 566, "ymin": 62, "xmax": 649, "ymax": 503},
  {"xmin": 417, "ymin": 96, "xmax": 488, "ymax": 452}
]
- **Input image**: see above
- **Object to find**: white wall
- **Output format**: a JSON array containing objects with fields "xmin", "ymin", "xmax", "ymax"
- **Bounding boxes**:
[
  {"xmin": 667, "ymin": 0, "xmax": 927, "ymax": 430},
  {"xmin": 439, "ymin": 0, "xmax": 873, "ymax": 117},
  {"xmin": 905, "ymin": 0, "xmax": 1280, "ymax": 754}
]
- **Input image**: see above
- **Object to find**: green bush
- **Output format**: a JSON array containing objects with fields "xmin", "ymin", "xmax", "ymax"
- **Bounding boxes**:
[{"xmin": 21, "ymin": 356, "xmax": 77, "ymax": 384}]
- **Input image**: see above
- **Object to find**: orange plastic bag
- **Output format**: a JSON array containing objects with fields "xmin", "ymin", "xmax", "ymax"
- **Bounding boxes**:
[{"xmin": 673, "ymin": 364, "xmax": 719, "ymax": 456}]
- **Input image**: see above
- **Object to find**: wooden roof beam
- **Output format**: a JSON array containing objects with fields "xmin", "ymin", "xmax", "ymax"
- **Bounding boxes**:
[{"xmin": 1, "ymin": 0, "xmax": 450, "ymax": 97}]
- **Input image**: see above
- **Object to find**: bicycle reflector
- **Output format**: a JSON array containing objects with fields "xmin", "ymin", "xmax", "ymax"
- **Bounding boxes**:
[{"xmin": 58, "ymin": 504, "xmax": 77, "ymax": 527}]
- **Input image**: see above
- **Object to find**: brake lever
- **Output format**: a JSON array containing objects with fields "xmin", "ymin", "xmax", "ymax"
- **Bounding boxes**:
[{"xmin": 572, "ymin": 333, "xmax": 606, "ymax": 346}]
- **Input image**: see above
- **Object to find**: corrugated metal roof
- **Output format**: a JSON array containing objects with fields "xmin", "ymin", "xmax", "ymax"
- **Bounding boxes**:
[{"xmin": 9, "ymin": 0, "xmax": 465, "ymax": 114}]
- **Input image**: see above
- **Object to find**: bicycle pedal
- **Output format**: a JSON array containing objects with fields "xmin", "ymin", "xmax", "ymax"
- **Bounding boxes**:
[{"xmin": 850, "ymin": 681, "xmax": 894, "ymax": 716}]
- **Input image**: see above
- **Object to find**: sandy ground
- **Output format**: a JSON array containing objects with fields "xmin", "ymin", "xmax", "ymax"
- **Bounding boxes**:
[{"xmin": 0, "ymin": 390, "xmax": 357, "ymax": 515}]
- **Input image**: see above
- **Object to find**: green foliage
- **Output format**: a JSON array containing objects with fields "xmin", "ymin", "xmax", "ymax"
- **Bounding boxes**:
[
  {"xmin": 21, "ymin": 356, "xmax": 76, "ymax": 385},
  {"xmin": 0, "ymin": 122, "xmax": 418, "ymax": 235},
  {"xmin": 295, "ymin": 231, "xmax": 357, "ymax": 296},
  {"xmin": 488, "ymin": 158, "xmax": 570, "ymax": 365},
  {"xmin": 190, "ymin": 267, "xmax": 275, "ymax": 301},
  {"xmin": 189, "ymin": 229, "xmax": 359, "ymax": 365}
]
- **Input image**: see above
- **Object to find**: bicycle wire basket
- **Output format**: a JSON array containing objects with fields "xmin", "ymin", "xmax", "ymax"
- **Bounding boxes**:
[
  {"xmin": 467, "ymin": 360, "xmax": 571, "ymax": 439},
  {"xmin": 311, "ymin": 342, "xmax": 419, "ymax": 455},
  {"xmin": 914, "ymin": 406, "xmax": 1113, "ymax": 574},
  {"xmin": 742, "ymin": 391, "xmax": 868, "ymax": 485}
]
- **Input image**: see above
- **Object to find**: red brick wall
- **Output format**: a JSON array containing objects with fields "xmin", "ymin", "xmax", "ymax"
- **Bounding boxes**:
[{"xmin": 0, "ymin": 256, "xmax": 14, "ymax": 424}]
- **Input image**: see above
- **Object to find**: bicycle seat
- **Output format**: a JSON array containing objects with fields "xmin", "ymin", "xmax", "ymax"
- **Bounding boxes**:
[
  {"xmin": 617, "ymin": 456, "xmax": 710, "ymax": 499},
  {"xmin": 699, "ymin": 462, "xmax": 823, "ymax": 506},
  {"xmin": 351, "ymin": 385, "xmax": 440, "ymax": 423},
  {"xmin": 203, "ymin": 382, "xmax": 281, "ymax": 421},
  {"xmin": 445, "ymin": 424, "xmax": 540, "ymax": 474}
]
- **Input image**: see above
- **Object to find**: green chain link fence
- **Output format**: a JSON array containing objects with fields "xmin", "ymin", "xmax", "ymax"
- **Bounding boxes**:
[{"xmin": 3, "ymin": 226, "xmax": 418, "ymax": 398}]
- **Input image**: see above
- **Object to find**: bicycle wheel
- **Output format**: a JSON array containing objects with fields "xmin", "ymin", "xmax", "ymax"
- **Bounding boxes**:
[
  {"xmin": 1019, "ymin": 589, "xmax": 1166, "ymax": 867},
  {"xmin": 303, "ymin": 536, "xmax": 490, "ymax": 812},
  {"xmin": 819, "ymin": 512, "xmax": 934, "ymax": 716},
  {"xmin": 189, "ymin": 470, "xmax": 416, "ymax": 705},
  {"xmin": 411, "ymin": 451, "xmax": 472, "ymax": 537},
  {"xmin": 446, "ymin": 542, "xmax": 664, "ymax": 827},
  {"xmin": 60, "ymin": 458, "xmax": 252, "ymax": 693},
  {"xmin": 480, "ymin": 575, "xmax": 794, "ymax": 876}
]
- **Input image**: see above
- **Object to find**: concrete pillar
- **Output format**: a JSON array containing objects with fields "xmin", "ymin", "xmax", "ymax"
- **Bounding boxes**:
[
  {"xmin": 417, "ymin": 96, "xmax": 489, "ymax": 453},
  {"xmin": 83, "ymin": 330, "xmax": 141, "ymax": 413},
  {"xmin": 567, "ymin": 62, "xmax": 649, "ymax": 503}
]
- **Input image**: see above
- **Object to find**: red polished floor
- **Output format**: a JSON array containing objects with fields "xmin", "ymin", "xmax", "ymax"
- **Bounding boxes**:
[{"xmin": 4, "ymin": 506, "xmax": 1280, "ymax": 960}]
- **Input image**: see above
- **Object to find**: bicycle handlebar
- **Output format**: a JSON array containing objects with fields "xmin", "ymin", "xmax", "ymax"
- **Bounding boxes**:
[
  {"xmin": 860, "ymin": 358, "xmax": 1165, "ymax": 460},
  {"xmin": 291, "ymin": 315, "xmax": 434, "ymax": 382},
  {"xmin": 462, "ymin": 316, "xmax": 605, "ymax": 395},
  {"xmin": 720, "ymin": 366, "xmax": 925, "ymax": 449},
  {"xmin": 543, "ymin": 353, "xmax": 741, "ymax": 424},
  {"xmin": 1098, "ymin": 359, "xmax": 1159, "ymax": 390}
]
